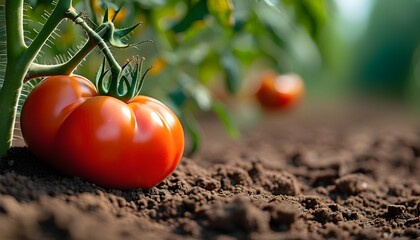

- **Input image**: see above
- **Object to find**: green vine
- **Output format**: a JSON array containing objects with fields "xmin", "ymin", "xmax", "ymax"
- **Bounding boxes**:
[{"xmin": 0, "ymin": 0, "xmax": 141, "ymax": 156}]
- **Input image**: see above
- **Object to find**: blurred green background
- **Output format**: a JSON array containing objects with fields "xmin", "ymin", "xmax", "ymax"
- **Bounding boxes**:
[
  {"xmin": 9, "ymin": 0, "xmax": 420, "ymax": 144},
  {"xmin": 317, "ymin": 0, "xmax": 420, "ymax": 107}
]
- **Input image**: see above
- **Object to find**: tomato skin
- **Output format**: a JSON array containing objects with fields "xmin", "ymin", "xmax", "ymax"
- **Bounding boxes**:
[
  {"xmin": 20, "ymin": 75, "xmax": 97, "ymax": 161},
  {"xmin": 255, "ymin": 71, "xmax": 304, "ymax": 111},
  {"xmin": 21, "ymin": 75, "xmax": 184, "ymax": 189}
]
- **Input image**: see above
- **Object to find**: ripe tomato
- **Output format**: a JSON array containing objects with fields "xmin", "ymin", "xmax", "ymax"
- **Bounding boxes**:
[
  {"xmin": 21, "ymin": 75, "xmax": 184, "ymax": 189},
  {"xmin": 255, "ymin": 71, "xmax": 304, "ymax": 111}
]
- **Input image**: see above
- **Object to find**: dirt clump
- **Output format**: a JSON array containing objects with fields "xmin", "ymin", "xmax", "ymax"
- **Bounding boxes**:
[{"xmin": 1, "ymin": 112, "xmax": 420, "ymax": 239}]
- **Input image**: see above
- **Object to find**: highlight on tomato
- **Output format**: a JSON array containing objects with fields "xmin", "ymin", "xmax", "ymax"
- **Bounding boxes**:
[
  {"xmin": 21, "ymin": 74, "xmax": 184, "ymax": 189},
  {"xmin": 255, "ymin": 70, "xmax": 305, "ymax": 111}
]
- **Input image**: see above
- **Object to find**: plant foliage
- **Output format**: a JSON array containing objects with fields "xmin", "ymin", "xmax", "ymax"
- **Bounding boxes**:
[{"xmin": 4, "ymin": 0, "xmax": 328, "ymax": 154}]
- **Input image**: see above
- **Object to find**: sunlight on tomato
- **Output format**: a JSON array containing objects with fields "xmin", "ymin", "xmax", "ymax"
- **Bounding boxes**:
[
  {"xmin": 21, "ymin": 75, "xmax": 184, "ymax": 189},
  {"xmin": 255, "ymin": 71, "xmax": 305, "ymax": 111}
]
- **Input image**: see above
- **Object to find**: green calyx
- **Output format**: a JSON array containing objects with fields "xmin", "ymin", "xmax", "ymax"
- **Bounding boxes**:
[
  {"xmin": 101, "ymin": 7, "xmax": 145, "ymax": 49},
  {"xmin": 96, "ymin": 56, "xmax": 153, "ymax": 102},
  {"xmin": 92, "ymin": 7, "xmax": 154, "ymax": 102}
]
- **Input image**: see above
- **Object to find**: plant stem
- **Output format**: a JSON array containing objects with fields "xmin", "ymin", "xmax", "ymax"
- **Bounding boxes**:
[
  {"xmin": 0, "ymin": 0, "xmax": 26, "ymax": 156},
  {"xmin": 23, "ymin": 0, "xmax": 72, "ymax": 65},
  {"xmin": 0, "ymin": 0, "xmax": 72, "ymax": 156},
  {"xmin": 25, "ymin": 20, "xmax": 113, "ymax": 81},
  {"xmin": 26, "ymin": 38, "xmax": 97, "ymax": 81},
  {"xmin": 0, "ymin": 67, "xmax": 25, "ymax": 156},
  {"xmin": 65, "ymin": 9, "xmax": 124, "ymax": 97},
  {"xmin": 65, "ymin": 9, "xmax": 122, "ymax": 79},
  {"xmin": 5, "ymin": 0, "xmax": 26, "ymax": 56}
]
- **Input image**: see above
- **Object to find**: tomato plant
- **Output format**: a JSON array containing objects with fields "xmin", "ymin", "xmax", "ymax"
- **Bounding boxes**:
[
  {"xmin": 0, "ymin": 0, "xmax": 143, "ymax": 156},
  {"xmin": 21, "ymin": 75, "xmax": 184, "ymax": 189},
  {"xmin": 256, "ymin": 71, "xmax": 305, "ymax": 111},
  {"xmin": 0, "ymin": 0, "xmax": 186, "ymax": 189},
  {"xmin": 0, "ymin": 0, "xmax": 327, "ymax": 158}
]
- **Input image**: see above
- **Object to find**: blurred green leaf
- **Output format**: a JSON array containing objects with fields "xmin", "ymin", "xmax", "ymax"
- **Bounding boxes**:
[
  {"xmin": 261, "ymin": 0, "xmax": 277, "ymax": 8},
  {"xmin": 283, "ymin": 0, "xmax": 327, "ymax": 39},
  {"xmin": 168, "ymin": 87, "xmax": 187, "ymax": 107},
  {"xmin": 212, "ymin": 101, "xmax": 240, "ymax": 138},
  {"xmin": 207, "ymin": 0, "xmax": 235, "ymax": 27},
  {"xmin": 231, "ymin": 0, "xmax": 252, "ymax": 32},
  {"xmin": 179, "ymin": 73, "xmax": 212, "ymax": 111},
  {"xmin": 191, "ymin": 84, "xmax": 212, "ymax": 110},
  {"xmin": 182, "ymin": 114, "xmax": 201, "ymax": 156},
  {"xmin": 221, "ymin": 52, "xmax": 241, "ymax": 94},
  {"xmin": 198, "ymin": 51, "xmax": 222, "ymax": 84},
  {"xmin": 133, "ymin": 0, "xmax": 168, "ymax": 9},
  {"xmin": 97, "ymin": 0, "xmax": 119, "ymax": 10},
  {"xmin": 171, "ymin": 0, "xmax": 208, "ymax": 33}
]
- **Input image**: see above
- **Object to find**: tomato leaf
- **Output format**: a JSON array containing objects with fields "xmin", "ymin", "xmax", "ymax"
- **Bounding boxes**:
[
  {"xmin": 113, "ymin": 23, "xmax": 141, "ymax": 39},
  {"xmin": 221, "ymin": 52, "xmax": 241, "ymax": 94},
  {"xmin": 207, "ymin": 0, "xmax": 235, "ymax": 27},
  {"xmin": 171, "ymin": 0, "xmax": 209, "ymax": 33},
  {"xmin": 107, "ymin": 23, "xmax": 141, "ymax": 48},
  {"xmin": 212, "ymin": 101, "xmax": 240, "ymax": 138}
]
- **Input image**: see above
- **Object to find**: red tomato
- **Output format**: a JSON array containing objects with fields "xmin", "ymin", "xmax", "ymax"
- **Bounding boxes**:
[
  {"xmin": 255, "ymin": 71, "xmax": 304, "ymax": 111},
  {"xmin": 21, "ymin": 75, "xmax": 184, "ymax": 189}
]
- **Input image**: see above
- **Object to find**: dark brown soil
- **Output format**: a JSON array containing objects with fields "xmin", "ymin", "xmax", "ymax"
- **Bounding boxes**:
[{"xmin": 1, "ymin": 106, "xmax": 419, "ymax": 240}]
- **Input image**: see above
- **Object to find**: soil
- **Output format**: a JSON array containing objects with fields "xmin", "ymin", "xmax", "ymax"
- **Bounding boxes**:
[{"xmin": 0, "ymin": 105, "xmax": 419, "ymax": 240}]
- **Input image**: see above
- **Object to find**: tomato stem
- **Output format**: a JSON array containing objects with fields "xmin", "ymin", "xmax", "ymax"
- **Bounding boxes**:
[
  {"xmin": 26, "ymin": 38, "xmax": 97, "ymax": 81},
  {"xmin": 0, "ymin": 69, "xmax": 25, "ymax": 156},
  {"xmin": 0, "ymin": 0, "xmax": 26, "ymax": 155},
  {"xmin": 65, "ymin": 9, "xmax": 136, "ymax": 101},
  {"xmin": 5, "ymin": 0, "xmax": 26, "ymax": 56},
  {"xmin": 0, "ymin": 0, "xmax": 27, "ymax": 156},
  {"xmin": 23, "ymin": 1, "xmax": 72, "ymax": 71},
  {"xmin": 66, "ymin": 9, "xmax": 122, "ymax": 82}
]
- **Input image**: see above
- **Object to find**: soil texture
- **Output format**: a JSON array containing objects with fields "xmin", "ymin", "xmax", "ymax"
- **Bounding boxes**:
[{"xmin": 1, "ymin": 107, "xmax": 419, "ymax": 239}]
